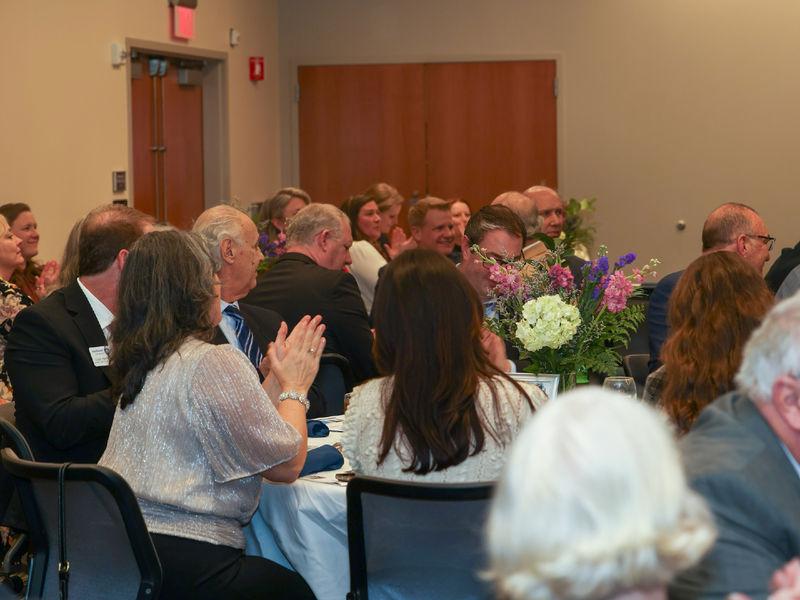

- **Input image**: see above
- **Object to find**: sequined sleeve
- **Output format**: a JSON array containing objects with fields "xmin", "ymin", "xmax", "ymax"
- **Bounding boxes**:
[{"xmin": 189, "ymin": 344, "xmax": 302, "ymax": 483}]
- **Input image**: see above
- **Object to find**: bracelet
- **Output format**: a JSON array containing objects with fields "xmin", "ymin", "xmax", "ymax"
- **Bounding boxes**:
[{"xmin": 278, "ymin": 390, "xmax": 310, "ymax": 413}]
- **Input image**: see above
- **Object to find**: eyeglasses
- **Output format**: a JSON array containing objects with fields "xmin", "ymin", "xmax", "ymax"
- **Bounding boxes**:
[{"xmin": 747, "ymin": 234, "xmax": 775, "ymax": 251}]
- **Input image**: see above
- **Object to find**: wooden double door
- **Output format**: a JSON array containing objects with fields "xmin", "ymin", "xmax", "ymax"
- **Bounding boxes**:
[{"xmin": 298, "ymin": 60, "xmax": 558, "ymax": 212}]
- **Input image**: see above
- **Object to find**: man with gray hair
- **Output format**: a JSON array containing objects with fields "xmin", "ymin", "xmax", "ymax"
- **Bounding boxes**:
[
  {"xmin": 245, "ymin": 203, "xmax": 376, "ymax": 383},
  {"xmin": 670, "ymin": 295, "xmax": 800, "ymax": 598},
  {"xmin": 193, "ymin": 206, "xmax": 278, "ymax": 367},
  {"xmin": 647, "ymin": 202, "xmax": 773, "ymax": 372}
]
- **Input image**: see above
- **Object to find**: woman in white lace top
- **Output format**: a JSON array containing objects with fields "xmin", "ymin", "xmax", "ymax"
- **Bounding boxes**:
[
  {"xmin": 100, "ymin": 230, "xmax": 324, "ymax": 599},
  {"xmin": 343, "ymin": 249, "xmax": 544, "ymax": 483}
]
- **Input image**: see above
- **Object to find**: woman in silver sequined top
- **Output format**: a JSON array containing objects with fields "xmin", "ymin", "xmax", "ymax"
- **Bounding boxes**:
[{"xmin": 100, "ymin": 229, "xmax": 324, "ymax": 599}]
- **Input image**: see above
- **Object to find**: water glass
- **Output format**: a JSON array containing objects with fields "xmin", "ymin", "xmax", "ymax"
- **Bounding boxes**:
[{"xmin": 602, "ymin": 376, "xmax": 637, "ymax": 399}]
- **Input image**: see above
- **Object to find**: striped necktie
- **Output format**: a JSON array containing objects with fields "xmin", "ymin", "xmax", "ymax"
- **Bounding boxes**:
[{"xmin": 223, "ymin": 305, "xmax": 263, "ymax": 370}]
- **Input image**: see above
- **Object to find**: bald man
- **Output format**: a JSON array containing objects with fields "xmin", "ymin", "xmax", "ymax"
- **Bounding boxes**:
[
  {"xmin": 646, "ymin": 202, "xmax": 773, "ymax": 372},
  {"xmin": 524, "ymin": 185, "xmax": 565, "ymax": 239}
]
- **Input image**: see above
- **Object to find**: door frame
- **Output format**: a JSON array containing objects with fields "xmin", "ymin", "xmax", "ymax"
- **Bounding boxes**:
[
  {"xmin": 125, "ymin": 38, "xmax": 230, "ymax": 214},
  {"xmin": 283, "ymin": 53, "xmax": 565, "ymax": 192}
]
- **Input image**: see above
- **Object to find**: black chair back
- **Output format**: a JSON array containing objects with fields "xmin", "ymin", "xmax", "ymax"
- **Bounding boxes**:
[
  {"xmin": 0, "ymin": 404, "xmax": 33, "ymax": 531},
  {"xmin": 1, "ymin": 448, "xmax": 162, "ymax": 600},
  {"xmin": 346, "ymin": 475, "xmax": 494, "ymax": 600},
  {"xmin": 315, "ymin": 352, "xmax": 355, "ymax": 416}
]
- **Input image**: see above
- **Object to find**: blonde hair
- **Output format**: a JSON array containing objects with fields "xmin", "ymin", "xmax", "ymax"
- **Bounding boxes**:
[{"xmin": 487, "ymin": 388, "xmax": 716, "ymax": 600}]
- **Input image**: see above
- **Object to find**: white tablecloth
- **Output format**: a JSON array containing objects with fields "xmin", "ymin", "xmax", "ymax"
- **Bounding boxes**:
[{"xmin": 244, "ymin": 420, "xmax": 350, "ymax": 600}]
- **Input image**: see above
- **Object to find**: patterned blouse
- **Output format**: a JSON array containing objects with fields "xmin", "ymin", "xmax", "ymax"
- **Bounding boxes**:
[{"xmin": 0, "ymin": 278, "xmax": 32, "ymax": 403}]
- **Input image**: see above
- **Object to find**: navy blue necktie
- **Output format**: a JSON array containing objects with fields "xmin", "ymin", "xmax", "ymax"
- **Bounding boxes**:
[{"xmin": 223, "ymin": 305, "xmax": 263, "ymax": 370}]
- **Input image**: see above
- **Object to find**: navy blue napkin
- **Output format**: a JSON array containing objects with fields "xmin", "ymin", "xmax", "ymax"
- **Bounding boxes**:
[
  {"xmin": 306, "ymin": 419, "xmax": 330, "ymax": 438},
  {"xmin": 300, "ymin": 445, "xmax": 344, "ymax": 477}
]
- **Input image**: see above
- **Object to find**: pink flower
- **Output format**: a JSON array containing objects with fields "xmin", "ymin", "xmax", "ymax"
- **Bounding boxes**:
[
  {"xmin": 631, "ymin": 268, "xmax": 644, "ymax": 285},
  {"xmin": 489, "ymin": 263, "xmax": 526, "ymax": 296},
  {"xmin": 548, "ymin": 264, "xmax": 574, "ymax": 291},
  {"xmin": 601, "ymin": 270, "xmax": 634, "ymax": 313}
]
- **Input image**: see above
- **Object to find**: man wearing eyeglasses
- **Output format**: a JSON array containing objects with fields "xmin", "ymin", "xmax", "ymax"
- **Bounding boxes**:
[{"xmin": 646, "ymin": 203, "xmax": 773, "ymax": 373}]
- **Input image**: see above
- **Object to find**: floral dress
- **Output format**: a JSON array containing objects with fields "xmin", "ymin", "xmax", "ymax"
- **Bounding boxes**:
[{"xmin": 0, "ymin": 279, "xmax": 32, "ymax": 403}]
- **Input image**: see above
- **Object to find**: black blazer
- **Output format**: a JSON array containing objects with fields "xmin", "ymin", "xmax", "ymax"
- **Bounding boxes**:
[
  {"xmin": 6, "ymin": 281, "xmax": 115, "ymax": 463},
  {"xmin": 212, "ymin": 301, "xmax": 328, "ymax": 417},
  {"xmin": 244, "ymin": 253, "xmax": 377, "ymax": 384}
]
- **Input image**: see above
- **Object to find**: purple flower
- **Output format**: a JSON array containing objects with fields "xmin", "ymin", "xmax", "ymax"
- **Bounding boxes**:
[
  {"xmin": 614, "ymin": 252, "xmax": 637, "ymax": 269},
  {"xmin": 587, "ymin": 256, "xmax": 609, "ymax": 283}
]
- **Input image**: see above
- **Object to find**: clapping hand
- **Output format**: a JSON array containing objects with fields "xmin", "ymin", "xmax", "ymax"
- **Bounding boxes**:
[
  {"xmin": 262, "ymin": 315, "xmax": 326, "ymax": 396},
  {"xmin": 384, "ymin": 227, "xmax": 416, "ymax": 260},
  {"xmin": 34, "ymin": 260, "xmax": 60, "ymax": 297}
]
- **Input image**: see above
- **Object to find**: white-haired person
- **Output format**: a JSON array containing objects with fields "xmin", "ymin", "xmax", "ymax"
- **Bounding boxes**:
[{"xmin": 487, "ymin": 388, "xmax": 716, "ymax": 600}]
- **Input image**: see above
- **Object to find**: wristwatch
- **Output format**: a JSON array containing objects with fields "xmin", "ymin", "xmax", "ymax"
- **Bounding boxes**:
[{"xmin": 278, "ymin": 390, "xmax": 310, "ymax": 413}]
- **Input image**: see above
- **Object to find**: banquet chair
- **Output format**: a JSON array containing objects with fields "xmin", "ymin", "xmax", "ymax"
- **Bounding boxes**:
[
  {"xmin": 623, "ymin": 353, "xmax": 650, "ymax": 398},
  {"xmin": 346, "ymin": 476, "xmax": 494, "ymax": 600},
  {"xmin": 1, "ymin": 448, "xmax": 162, "ymax": 600},
  {"xmin": 0, "ymin": 406, "xmax": 33, "ymax": 594},
  {"xmin": 316, "ymin": 352, "xmax": 354, "ymax": 416}
]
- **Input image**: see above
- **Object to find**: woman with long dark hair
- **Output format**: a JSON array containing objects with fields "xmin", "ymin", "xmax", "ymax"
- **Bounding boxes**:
[
  {"xmin": 342, "ymin": 249, "xmax": 543, "ymax": 482},
  {"xmin": 645, "ymin": 251, "xmax": 773, "ymax": 434},
  {"xmin": 340, "ymin": 194, "xmax": 386, "ymax": 312},
  {"xmin": 100, "ymin": 230, "xmax": 322, "ymax": 599}
]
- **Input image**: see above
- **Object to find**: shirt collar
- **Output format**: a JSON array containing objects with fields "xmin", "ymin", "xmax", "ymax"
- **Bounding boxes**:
[
  {"xmin": 76, "ymin": 277, "xmax": 115, "ymax": 334},
  {"xmin": 780, "ymin": 442, "xmax": 800, "ymax": 481}
]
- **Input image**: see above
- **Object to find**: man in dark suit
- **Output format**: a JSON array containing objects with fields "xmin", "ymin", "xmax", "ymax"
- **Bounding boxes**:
[
  {"xmin": 245, "ymin": 203, "xmax": 377, "ymax": 384},
  {"xmin": 646, "ymin": 203, "xmax": 773, "ymax": 372},
  {"xmin": 194, "ymin": 204, "xmax": 328, "ymax": 415},
  {"xmin": 670, "ymin": 295, "xmax": 800, "ymax": 598},
  {"xmin": 6, "ymin": 204, "xmax": 154, "ymax": 463}
]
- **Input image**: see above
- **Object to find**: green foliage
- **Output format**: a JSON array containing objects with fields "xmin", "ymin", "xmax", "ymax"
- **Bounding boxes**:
[{"xmin": 562, "ymin": 197, "xmax": 596, "ymax": 255}]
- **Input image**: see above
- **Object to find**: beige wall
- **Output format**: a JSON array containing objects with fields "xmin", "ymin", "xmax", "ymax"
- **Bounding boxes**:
[
  {"xmin": 0, "ymin": 0, "xmax": 281, "ymax": 263},
  {"xmin": 277, "ymin": 0, "xmax": 800, "ymax": 274}
]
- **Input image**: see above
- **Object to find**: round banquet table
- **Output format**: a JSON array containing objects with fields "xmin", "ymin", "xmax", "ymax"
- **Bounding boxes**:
[{"xmin": 244, "ymin": 419, "xmax": 350, "ymax": 600}]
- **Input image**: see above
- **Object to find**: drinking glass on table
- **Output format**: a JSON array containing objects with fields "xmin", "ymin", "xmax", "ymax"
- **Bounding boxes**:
[{"xmin": 602, "ymin": 376, "xmax": 637, "ymax": 399}]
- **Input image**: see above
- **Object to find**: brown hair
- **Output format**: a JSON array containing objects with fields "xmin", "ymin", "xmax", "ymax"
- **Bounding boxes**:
[
  {"xmin": 464, "ymin": 205, "xmax": 527, "ymax": 248},
  {"xmin": 372, "ymin": 249, "xmax": 533, "ymax": 474},
  {"xmin": 0, "ymin": 203, "xmax": 41, "ymax": 300},
  {"xmin": 660, "ymin": 251, "xmax": 773, "ymax": 434},
  {"xmin": 362, "ymin": 182, "xmax": 403, "ymax": 213},
  {"xmin": 407, "ymin": 196, "xmax": 451, "ymax": 229},
  {"xmin": 78, "ymin": 205, "xmax": 154, "ymax": 276},
  {"xmin": 340, "ymin": 194, "xmax": 378, "ymax": 243}
]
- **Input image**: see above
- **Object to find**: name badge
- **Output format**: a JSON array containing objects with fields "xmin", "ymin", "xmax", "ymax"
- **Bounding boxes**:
[{"xmin": 89, "ymin": 346, "xmax": 110, "ymax": 367}]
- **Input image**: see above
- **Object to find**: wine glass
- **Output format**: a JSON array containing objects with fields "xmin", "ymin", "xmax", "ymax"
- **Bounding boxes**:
[{"xmin": 602, "ymin": 376, "xmax": 638, "ymax": 399}]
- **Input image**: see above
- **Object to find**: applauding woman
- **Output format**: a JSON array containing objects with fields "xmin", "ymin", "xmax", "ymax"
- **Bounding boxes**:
[
  {"xmin": 100, "ymin": 230, "xmax": 323, "ymax": 599},
  {"xmin": 343, "ymin": 249, "xmax": 543, "ymax": 482},
  {"xmin": 0, "ymin": 203, "xmax": 59, "ymax": 301}
]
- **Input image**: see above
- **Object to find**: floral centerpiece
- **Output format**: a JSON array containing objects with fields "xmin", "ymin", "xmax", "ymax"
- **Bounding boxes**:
[
  {"xmin": 480, "ymin": 244, "xmax": 659, "ymax": 388},
  {"xmin": 257, "ymin": 230, "xmax": 287, "ymax": 273}
]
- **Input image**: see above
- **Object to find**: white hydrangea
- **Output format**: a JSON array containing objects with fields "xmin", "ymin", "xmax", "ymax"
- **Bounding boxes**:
[{"xmin": 515, "ymin": 294, "xmax": 581, "ymax": 352}]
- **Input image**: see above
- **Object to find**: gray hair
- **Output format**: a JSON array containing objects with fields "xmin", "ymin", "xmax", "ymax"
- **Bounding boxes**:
[
  {"xmin": 286, "ymin": 203, "xmax": 348, "ymax": 246},
  {"xmin": 257, "ymin": 187, "xmax": 312, "ymax": 228},
  {"xmin": 736, "ymin": 294, "xmax": 800, "ymax": 402},
  {"xmin": 487, "ymin": 388, "xmax": 716, "ymax": 600},
  {"xmin": 192, "ymin": 204, "xmax": 248, "ymax": 271},
  {"xmin": 492, "ymin": 191, "xmax": 538, "ymax": 238}
]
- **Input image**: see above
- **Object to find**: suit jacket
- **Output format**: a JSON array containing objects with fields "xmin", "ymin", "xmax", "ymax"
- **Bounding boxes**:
[
  {"xmin": 244, "ymin": 253, "xmax": 377, "ymax": 384},
  {"xmin": 645, "ymin": 269, "xmax": 682, "ymax": 373},
  {"xmin": 765, "ymin": 240, "xmax": 800, "ymax": 293},
  {"xmin": 211, "ymin": 302, "xmax": 283, "ymax": 355},
  {"xmin": 669, "ymin": 392, "xmax": 800, "ymax": 600},
  {"xmin": 6, "ymin": 281, "xmax": 115, "ymax": 463}
]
